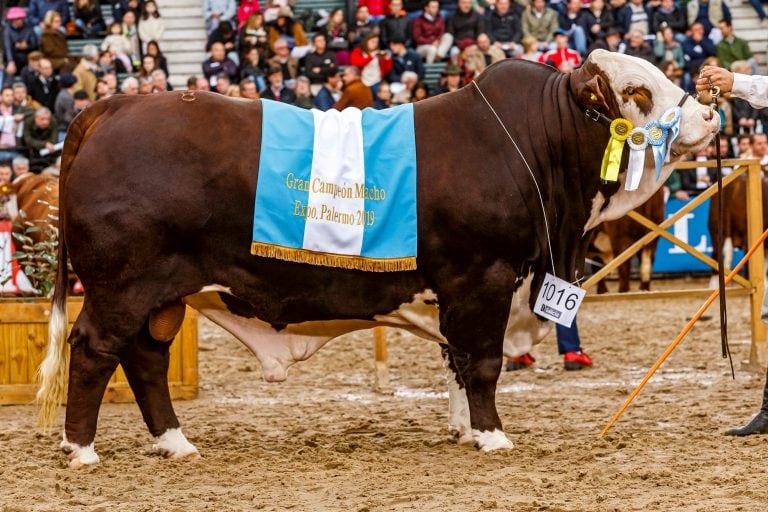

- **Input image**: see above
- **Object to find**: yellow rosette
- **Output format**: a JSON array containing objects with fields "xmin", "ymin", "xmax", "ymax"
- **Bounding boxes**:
[{"xmin": 600, "ymin": 118, "xmax": 633, "ymax": 182}]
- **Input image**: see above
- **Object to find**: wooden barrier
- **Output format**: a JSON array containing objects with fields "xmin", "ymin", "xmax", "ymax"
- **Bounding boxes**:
[
  {"xmin": 583, "ymin": 159, "xmax": 766, "ymax": 370},
  {"xmin": 0, "ymin": 297, "xmax": 198, "ymax": 405}
]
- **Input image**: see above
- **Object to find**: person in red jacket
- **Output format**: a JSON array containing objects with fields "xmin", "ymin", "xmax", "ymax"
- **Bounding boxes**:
[
  {"xmin": 412, "ymin": 0, "xmax": 452, "ymax": 63},
  {"xmin": 538, "ymin": 29, "xmax": 581, "ymax": 69},
  {"xmin": 350, "ymin": 33, "xmax": 392, "ymax": 93}
]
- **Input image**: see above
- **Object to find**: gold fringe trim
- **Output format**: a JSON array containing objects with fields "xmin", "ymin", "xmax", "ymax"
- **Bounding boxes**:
[{"xmin": 251, "ymin": 242, "xmax": 417, "ymax": 272}]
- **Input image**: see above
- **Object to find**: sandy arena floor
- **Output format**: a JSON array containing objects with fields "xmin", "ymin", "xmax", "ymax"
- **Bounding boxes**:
[{"xmin": 1, "ymin": 278, "xmax": 767, "ymax": 511}]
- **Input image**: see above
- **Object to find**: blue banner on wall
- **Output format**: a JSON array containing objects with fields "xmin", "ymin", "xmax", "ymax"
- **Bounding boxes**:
[{"xmin": 653, "ymin": 197, "xmax": 744, "ymax": 273}]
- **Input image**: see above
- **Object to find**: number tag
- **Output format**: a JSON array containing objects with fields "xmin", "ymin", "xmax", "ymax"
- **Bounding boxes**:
[{"xmin": 533, "ymin": 273, "xmax": 585, "ymax": 327}]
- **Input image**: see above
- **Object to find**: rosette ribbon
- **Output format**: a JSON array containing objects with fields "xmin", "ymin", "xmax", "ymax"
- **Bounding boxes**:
[
  {"xmin": 625, "ymin": 127, "xmax": 649, "ymax": 191},
  {"xmin": 659, "ymin": 106, "xmax": 681, "ymax": 163},
  {"xmin": 600, "ymin": 118, "xmax": 633, "ymax": 182},
  {"xmin": 645, "ymin": 120, "xmax": 668, "ymax": 180}
]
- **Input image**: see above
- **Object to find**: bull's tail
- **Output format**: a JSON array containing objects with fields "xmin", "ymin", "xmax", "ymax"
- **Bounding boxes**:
[{"xmin": 36, "ymin": 105, "xmax": 93, "ymax": 430}]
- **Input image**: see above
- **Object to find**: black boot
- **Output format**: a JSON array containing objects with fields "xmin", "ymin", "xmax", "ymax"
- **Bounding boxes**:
[{"xmin": 726, "ymin": 367, "xmax": 768, "ymax": 436}]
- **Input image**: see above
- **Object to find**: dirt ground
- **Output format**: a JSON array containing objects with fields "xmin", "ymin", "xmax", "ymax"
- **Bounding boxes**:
[{"xmin": 2, "ymin": 278, "xmax": 768, "ymax": 511}]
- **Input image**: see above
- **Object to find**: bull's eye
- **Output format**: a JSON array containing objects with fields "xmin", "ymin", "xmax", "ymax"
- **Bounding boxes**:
[{"xmin": 625, "ymin": 87, "xmax": 636, "ymax": 95}]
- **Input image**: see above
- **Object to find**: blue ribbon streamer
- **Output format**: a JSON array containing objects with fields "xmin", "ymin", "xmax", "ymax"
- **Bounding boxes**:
[{"xmin": 645, "ymin": 121, "xmax": 668, "ymax": 180}]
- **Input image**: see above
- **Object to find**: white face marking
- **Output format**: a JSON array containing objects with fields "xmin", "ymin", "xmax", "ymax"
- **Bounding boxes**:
[
  {"xmin": 198, "ymin": 284, "xmax": 233, "ymax": 294},
  {"xmin": 61, "ymin": 432, "xmax": 100, "ymax": 469},
  {"xmin": 472, "ymin": 429, "xmax": 514, "ymax": 452},
  {"xmin": 151, "ymin": 428, "xmax": 200, "ymax": 460}
]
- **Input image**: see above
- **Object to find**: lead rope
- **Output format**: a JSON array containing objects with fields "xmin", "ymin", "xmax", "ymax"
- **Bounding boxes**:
[
  {"xmin": 708, "ymin": 78, "xmax": 734, "ymax": 378},
  {"xmin": 472, "ymin": 80, "xmax": 557, "ymax": 277}
]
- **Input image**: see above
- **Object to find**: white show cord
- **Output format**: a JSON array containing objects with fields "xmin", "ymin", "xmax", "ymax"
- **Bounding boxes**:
[{"xmin": 472, "ymin": 80, "xmax": 557, "ymax": 277}]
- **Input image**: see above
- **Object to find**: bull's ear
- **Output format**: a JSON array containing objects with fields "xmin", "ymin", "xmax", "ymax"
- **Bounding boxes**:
[{"xmin": 575, "ymin": 75, "xmax": 612, "ymax": 114}]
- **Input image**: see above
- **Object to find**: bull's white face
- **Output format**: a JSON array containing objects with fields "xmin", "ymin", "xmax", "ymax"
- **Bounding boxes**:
[{"xmin": 583, "ymin": 50, "xmax": 720, "ymax": 229}]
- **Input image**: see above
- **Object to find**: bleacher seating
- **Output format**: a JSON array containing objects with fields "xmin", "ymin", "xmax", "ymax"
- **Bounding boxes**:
[{"xmin": 423, "ymin": 63, "xmax": 444, "ymax": 93}]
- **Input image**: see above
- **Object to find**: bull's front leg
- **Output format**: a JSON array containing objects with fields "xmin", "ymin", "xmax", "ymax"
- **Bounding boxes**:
[
  {"xmin": 440, "ymin": 344, "xmax": 472, "ymax": 445},
  {"xmin": 727, "ymin": 368, "xmax": 768, "ymax": 436},
  {"xmin": 120, "ymin": 330, "xmax": 199, "ymax": 460},
  {"xmin": 62, "ymin": 322, "xmax": 121, "ymax": 469}
]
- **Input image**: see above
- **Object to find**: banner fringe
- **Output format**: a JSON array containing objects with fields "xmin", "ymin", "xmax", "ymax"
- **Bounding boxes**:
[{"xmin": 251, "ymin": 242, "xmax": 417, "ymax": 272}]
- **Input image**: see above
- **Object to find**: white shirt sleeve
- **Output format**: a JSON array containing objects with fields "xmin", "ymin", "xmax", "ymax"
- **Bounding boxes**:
[{"xmin": 731, "ymin": 73, "xmax": 768, "ymax": 109}]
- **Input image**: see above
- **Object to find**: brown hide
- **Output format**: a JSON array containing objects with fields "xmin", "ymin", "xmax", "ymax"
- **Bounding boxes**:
[{"xmin": 9, "ymin": 174, "xmax": 60, "ymax": 245}]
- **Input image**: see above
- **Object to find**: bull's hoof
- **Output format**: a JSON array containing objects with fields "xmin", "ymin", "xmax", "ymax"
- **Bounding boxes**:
[
  {"xmin": 150, "ymin": 428, "xmax": 201, "ymax": 460},
  {"xmin": 60, "ymin": 434, "xmax": 100, "ymax": 469},
  {"xmin": 725, "ymin": 411, "xmax": 768, "ymax": 436},
  {"xmin": 472, "ymin": 429, "xmax": 514, "ymax": 452}
]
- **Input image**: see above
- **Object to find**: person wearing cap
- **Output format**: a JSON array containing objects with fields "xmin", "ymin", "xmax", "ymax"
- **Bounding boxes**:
[
  {"xmin": 267, "ymin": 6, "xmax": 308, "ymax": 53},
  {"xmin": 539, "ymin": 29, "xmax": 580, "ymax": 68},
  {"xmin": 53, "ymin": 72, "xmax": 78, "ymax": 132},
  {"xmin": 435, "ymin": 64, "xmax": 463, "ymax": 95},
  {"xmin": 203, "ymin": 0, "xmax": 237, "ymax": 35},
  {"xmin": 521, "ymin": 0, "xmax": 558, "ymax": 48},
  {"xmin": 3, "ymin": 7, "xmax": 39, "ymax": 77},
  {"xmin": 73, "ymin": 44, "xmax": 100, "ymax": 102},
  {"xmin": 387, "ymin": 36, "xmax": 424, "ymax": 84},
  {"xmin": 261, "ymin": 65, "xmax": 297, "ymax": 104},
  {"xmin": 333, "ymin": 66, "xmax": 374, "ymax": 110},
  {"xmin": 379, "ymin": 0, "xmax": 410, "ymax": 48}
]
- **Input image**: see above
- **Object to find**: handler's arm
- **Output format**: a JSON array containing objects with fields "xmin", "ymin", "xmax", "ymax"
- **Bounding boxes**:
[{"xmin": 732, "ymin": 74, "xmax": 768, "ymax": 109}]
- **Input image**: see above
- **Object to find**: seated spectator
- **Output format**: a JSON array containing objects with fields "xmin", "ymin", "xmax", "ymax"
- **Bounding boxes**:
[
  {"xmin": 207, "ymin": 20, "xmax": 239, "ymax": 64},
  {"xmin": 730, "ymin": 60, "xmax": 760, "ymax": 134},
  {"xmin": 138, "ymin": 0, "xmax": 165, "ymax": 53},
  {"xmin": 582, "ymin": 0, "xmax": 613, "ymax": 46},
  {"xmin": 268, "ymin": 7, "xmax": 309, "ymax": 55},
  {"xmin": 239, "ymin": 77, "xmax": 259, "ymax": 99},
  {"xmin": 435, "ymin": 64, "xmax": 463, "ymax": 94},
  {"xmin": 239, "ymin": 11, "xmax": 268, "ymax": 55},
  {"xmin": 73, "ymin": 44, "xmax": 100, "ymax": 102},
  {"xmin": 72, "ymin": 90, "xmax": 91, "ymax": 116},
  {"xmin": 359, "ymin": 0, "xmax": 389, "ymax": 22},
  {"xmin": 40, "ymin": 10, "xmax": 68, "ymax": 72},
  {"xmin": 586, "ymin": 26, "xmax": 624, "ymax": 55},
  {"xmin": 268, "ymin": 38, "xmax": 299, "ymax": 86},
  {"xmin": 374, "ymin": 81, "xmax": 393, "ymax": 109},
  {"xmin": 101, "ymin": 22, "xmax": 134, "ymax": 72},
  {"xmin": 304, "ymin": 33, "xmax": 338, "ymax": 93},
  {"xmin": 609, "ymin": 0, "xmax": 632, "ymax": 36},
  {"xmin": 138, "ymin": 76, "xmax": 154, "ymax": 95},
  {"xmin": 97, "ymin": 49, "xmax": 121, "ymax": 76},
  {"xmin": 522, "ymin": 0, "xmax": 559, "ymax": 50},
  {"xmin": 679, "ymin": 146, "xmax": 717, "ymax": 195},
  {"xmin": 74, "ymin": 0, "xmax": 106, "ymax": 37},
  {"xmin": 292, "ymin": 76, "xmax": 313, "ymax": 109},
  {"xmin": 348, "ymin": 5, "xmax": 379, "ymax": 50},
  {"xmin": 392, "ymin": 70, "xmax": 419, "ymax": 104},
  {"xmin": 4, "ymin": 7, "xmax": 39, "ymax": 78},
  {"xmin": 558, "ymin": 0, "xmax": 588, "ymax": 56},
  {"xmin": 651, "ymin": 0, "xmax": 685, "ymax": 43},
  {"xmin": 12, "ymin": 156, "xmax": 33, "ymax": 184},
  {"xmin": 203, "ymin": 41, "xmax": 239, "ymax": 84},
  {"xmin": 387, "ymin": 36, "xmax": 425, "ymax": 84},
  {"xmin": 146, "ymin": 40, "xmax": 169, "ymax": 77},
  {"xmin": 520, "ymin": 35, "xmax": 543, "ymax": 61},
  {"xmin": 488, "ymin": 0, "xmax": 523, "ymax": 57},
  {"xmin": 115, "ymin": 0, "xmax": 144, "ymax": 23},
  {"xmin": 261, "ymin": 65, "xmax": 297, "ymax": 103},
  {"xmin": 0, "ymin": 86, "xmax": 22, "ymax": 165},
  {"xmin": 410, "ymin": 80, "xmax": 429, "ymax": 102},
  {"xmin": 350, "ymin": 33, "xmax": 392, "ymax": 92},
  {"xmin": 103, "ymin": 72, "xmax": 119, "ymax": 95},
  {"xmin": 626, "ymin": 0, "xmax": 649, "ymax": 37},
  {"xmin": 660, "ymin": 59, "xmax": 684, "ymax": 87},
  {"xmin": 29, "ymin": 58, "xmax": 59, "ymax": 111},
  {"xmin": 682, "ymin": 21, "xmax": 716, "ymax": 81},
  {"xmin": 121, "ymin": 10, "xmax": 142, "ymax": 69},
  {"xmin": 28, "ymin": 0, "xmax": 71, "ymax": 35},
  {"xmin": 380, "ymin": 0, "xmax": 410, "ymax": 48},
  {"xmin": 22, "ymin": 107, "xmax": 57, "ymax": 172},
  {"xmin": 95, "ymin": 78, "xmax": 112, "ymax": 100},
  {"xmin": 204, "ymin": 0, "xmax": 237, "ymax": 35},
  {"xmin": 120, "ymin": 76, "xmax": 140, "ymax": 95},
  {"xmin": 446, "ymin": 0, "xmax": 486, "ymax": 53},
  {"xmin": 686, "ymin": 0, "xmax": 730, "ymax": 41},
  {"xmin": 624, "ymin": 29, "xmax": 654, "ymax": 63},
  {"xmin": 138, "ymin": 54, "xmax": 159, "ymax": 79},
  {"xmin": 654, "ymin": 26, "xmax": 685, "ymax": 69},
  {"xmin": 19, "ymin": 51, "xmax": 44, "ymax": 92},
  {"xmin": 239, "ymin": 46, "xmax": 267, "ymax": 91},
  {"xmin": 463, "ymin": 33, "xmax": 506, "ymax": 78},
  {"xmin": 151, "ymin": 69, "xmax": 171, "ymax": 92},
  {"xmin": 334, "ymin": 66, "xmax": 374, "ymax": 110},
  {"xmin": 734, "ymin": 133, "xmax": 751, "ymax": 158},
  {"xmin": 413, "ymin": 0, "xmax": 452, "ymax": 64},
  {"xmin": 324, "ymin": 8, "xmax": 351, "ymax": 66},
  {"xmin": 539, "ymin": 29, "xmax": 580, "ymax": 68},
  {"xmin": 313, "ymin": 69, "xmax": 343, "ymax": 111},
  {"xmin": 715, "ymin": 19, "xmax": 754, "ymax": 74},
  {"xmin": 236, "ymin": 0, "xmax": 261, "ymax": 31},
  {"xmin": 53, "ymin": 72, "xmax": 78, "ymax": 134},
  {"xmin": 0, "ymin": 162, "xmax": 12, "ymax": 186},
  {"xmin": 213, "ymin": 72, "xmax": 231, "ymax": 94}
]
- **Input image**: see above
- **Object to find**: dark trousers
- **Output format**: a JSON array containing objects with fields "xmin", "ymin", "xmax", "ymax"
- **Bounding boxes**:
[{"xmin": 556, "ymin": 319, "xmax": 581, "ymax": 355}]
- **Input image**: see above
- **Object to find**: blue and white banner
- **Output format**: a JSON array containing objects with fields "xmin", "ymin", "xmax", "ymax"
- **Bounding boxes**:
[{"xmin": 251, "ymin": 100, "xmax": 417, "ymax": 271}]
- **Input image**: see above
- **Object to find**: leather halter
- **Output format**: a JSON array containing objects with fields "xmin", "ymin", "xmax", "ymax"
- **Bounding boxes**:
[{"xmin": 584, "ymin": 92, "xmax": 692, "ymax": 127}]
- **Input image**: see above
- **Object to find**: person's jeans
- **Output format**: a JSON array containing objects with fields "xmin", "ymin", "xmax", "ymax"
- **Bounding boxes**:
[
  {"xmin": 568, "ymin": 26, "xmax": 587, "ymax": 56},
  {"xmin": 556, "ymin": 320, "xmax": 582, "ymax": 354},
  {"xmin": 749, "ymin": 0, "xmax": 768, "ymax": 19},
  {"xmin": 0, "ymin": 149, "xmax": 17, "ymax": 165}
]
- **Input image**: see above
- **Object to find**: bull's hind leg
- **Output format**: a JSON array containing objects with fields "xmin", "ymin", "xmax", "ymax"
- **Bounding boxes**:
[
  {"xmin": 441, "ymin": 344, "xmax": 472, "ymax": 445},
  {"xmin": 62, "ymin": 313, "xmax": 122, "ymax": 469},
  {"xmin": 120, "ymin": 328, "xmax": 200, "ymax": 459}
]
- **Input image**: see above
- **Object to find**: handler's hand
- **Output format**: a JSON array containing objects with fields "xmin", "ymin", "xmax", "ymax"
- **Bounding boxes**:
[{"xmin": 696, "ymin": 66, "xmax": 734, "ymax": 96}]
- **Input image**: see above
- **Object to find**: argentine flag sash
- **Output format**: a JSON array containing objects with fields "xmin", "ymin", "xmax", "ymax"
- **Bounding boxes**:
[{"xmin": 251, "ymin": 100, "xmax": 417, "ymax": 272}]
